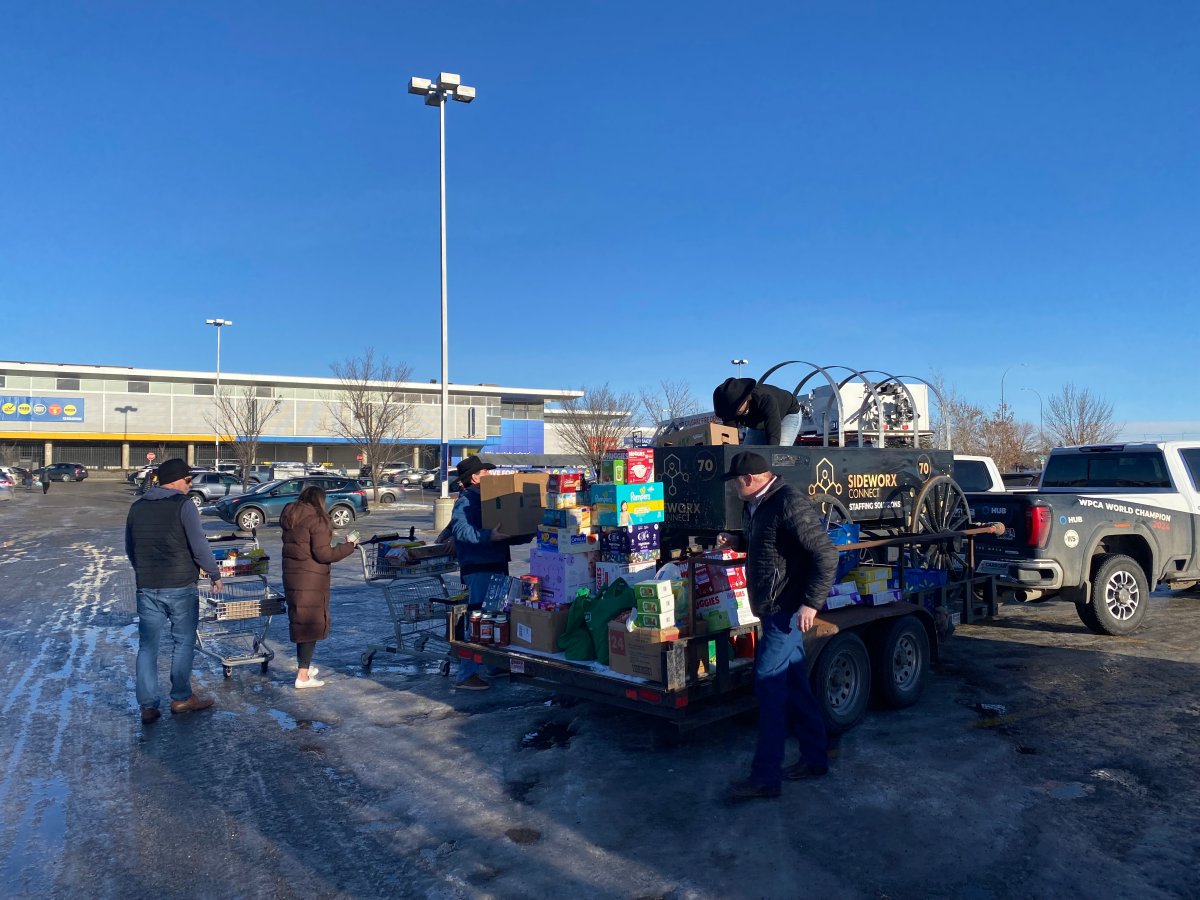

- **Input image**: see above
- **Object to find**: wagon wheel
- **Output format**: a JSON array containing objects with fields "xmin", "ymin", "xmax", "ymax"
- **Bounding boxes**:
[
  {"xmin": 908, "ymin": 475, "xmax": 972, "ymax": 581},
  {"xmin": 812, "ymin": 493, "xmax": 852, "ymax": 530}
]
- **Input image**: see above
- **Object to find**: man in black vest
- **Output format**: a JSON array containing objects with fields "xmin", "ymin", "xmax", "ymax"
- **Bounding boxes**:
[{"xmin": 125, "ymin": 458, "xmax": 222, "ymax": 724}]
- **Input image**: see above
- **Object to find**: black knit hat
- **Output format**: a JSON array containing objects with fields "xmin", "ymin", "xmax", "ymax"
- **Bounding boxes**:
[
  {"xmin": 722, "ymin": 451, "xmax": 770, "ymax": 480},
  {"xmin": 156, "ymin": 458, "xmax": 192, "ymax": 486},
  {"xmin": 712, "ymin": 377, "xmax": 755, "ymax": 420}
]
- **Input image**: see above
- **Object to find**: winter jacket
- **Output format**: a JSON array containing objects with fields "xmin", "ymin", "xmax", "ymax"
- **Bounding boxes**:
[
  {"xmin": 280, "ymin": 501, "xmax": 356, "ymax": 643},
  {"xmin": 740, "ymin": 478, "xmax": 839, "ymax": 617},
  {"xmin": 125, "ymin": 486, "xmax": 220, "ymax": 588},
  {"xmin": 450, "ymin": 486, "xmax": 528, "ymax": 577},
  {"xmin": 713, "ymin": 378, "xmax": 801, "ymax": 445}
]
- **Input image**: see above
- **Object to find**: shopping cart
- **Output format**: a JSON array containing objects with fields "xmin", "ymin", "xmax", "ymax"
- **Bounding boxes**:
[
  {"xmin": 196, "ymin": 531, "xmax": 280, "ymax": 678},
  {"xmin": 357, "ymin": 533, "xmax": 465, "ymax": 674}
]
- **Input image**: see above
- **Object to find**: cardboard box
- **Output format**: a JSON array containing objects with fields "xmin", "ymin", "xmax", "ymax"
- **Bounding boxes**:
[
  {"xmin": 510, "ymin": 604, "xmax": 571, "ymax": 653},
  {"xmin": 823, "ymin": 592, "xmax": 861, "ymax": 611},
  {"xmin": 600, "ymin": 549, "xmax": 660, "ymax": 565},
  {"xmin": 637, "ymin": 596, "xmax": 675, "ymax": 614},
  {"xmin": 829, "ymin": 580, "xmax": 859, "ymax": 597},
  {"xmin": 595, "ymin": 560, "xmax": 658, "ymax": 591},
  {"xmin": 635, "ymin": 611, "xmax": 674, "ymax": 630},
  {"xmin": 602, "ymin": 449, "xmax": 655, "ymax": 484},
  {"xmin": 862, "ymin": 589, "xmax": 903, "ymax": 607},
  {"xmin": 480, "ymin": 472, "xmax": 548, "ymax": 534},
  {"xmin": 657, "ymin": 423, "xmax": 740, "ymax": 447},
  {"xmin": 635, "ymin": 580, "xmax": 675, "ymax": 602},
  {"xmin": 545, "ymin": 491, "xmax": 586, "ymax": 510},
  {"xmin": 630, "ymin": 625, "xmax": 679, "ymax": 643},
  {"xmin": 529, "ymin": 548, "xmax": 596, "ymax": 602},
  {"xmin": 705, "ymin": 563, "xmax": 746, "ymax": 592},
  {"xmin": 607, "ymin": 620, "xmax": 667, "ymax": 681},
  {"xmin": 589, "ymin": 482, "xmax": 665, "ymax": 527},
  {"xmin": 536, "ymin": 526, "xmax": 600, "ymax": 554},
  {"xmin": 547, "ymin": 472, "xmax": 585, "ymax": 493},
  {"xmin": 541, "ymin": 506, "xmax": 594, "ymax": 529},
  {"xmin": 694, "ymin": 587, "xmax": 758, "ymax": 628},
  {"xmin": 601, "ymin": 523, "xmax": 662, "ymax": 554}
]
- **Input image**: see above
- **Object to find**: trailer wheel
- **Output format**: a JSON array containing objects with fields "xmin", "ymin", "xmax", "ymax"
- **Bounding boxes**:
[
  {"xmin": 1089, "ymin": 554, "xmax": 1149, "ymax": 635},
  {"xmin": 812, "ymin": 493, "xmax": 852, "ymax": 529},
  {"xmin": 873, "ymin": 616, "xmax": 929, "ymax": 708},
  {"xmin": 811, "ymin": 632, "xmax": 871, "ymax": 734},
  {"xmin": 909, "ymin": 475, "xmax": 971, "ymax": 578}
]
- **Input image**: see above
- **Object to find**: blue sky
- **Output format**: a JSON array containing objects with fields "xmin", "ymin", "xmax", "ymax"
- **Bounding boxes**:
[{"xmin": 2, "ymin": 2, "xmax": 1197, "ymax": 438}]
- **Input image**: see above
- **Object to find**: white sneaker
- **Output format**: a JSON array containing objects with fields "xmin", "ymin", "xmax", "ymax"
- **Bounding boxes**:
[{"xmin": 295, "ymin": 676, "xmax": 325, "ymax": 689}]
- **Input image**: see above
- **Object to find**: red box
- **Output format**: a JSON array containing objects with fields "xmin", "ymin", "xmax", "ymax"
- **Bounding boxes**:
[
  {"xmin": 602, "ymin": 449, "xmax": 655, "ymax": 484},
  {"xmin": 692, "ymin": 565, "xmax": 716, "ymax": 598},
  {"xmin": 547, "ymin": 473, "xmax": 585, "ymax": 493},
  {"xmin": 705, "ymin": 563, "xmax": 746, "ymax": 592}
]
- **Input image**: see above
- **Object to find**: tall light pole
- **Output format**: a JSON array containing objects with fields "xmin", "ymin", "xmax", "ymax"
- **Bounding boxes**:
[
  {"xmin": 731, "ymin": 358, "xmax": 749, "ymax": 378},
  {"xmin": 408, "ymin": 72, "xmax": 475, "ymax": 526},
  {"xmin": 205, "ymin": 318, "xmax": 232, "ymax": 466},
  {"xmin": 1000, "ymin": 362, "xmax": 1026, "ymax": 410},
  {"xmin": 1022, "ymin": 387, "xmax": 1044, "ymax": 461}
]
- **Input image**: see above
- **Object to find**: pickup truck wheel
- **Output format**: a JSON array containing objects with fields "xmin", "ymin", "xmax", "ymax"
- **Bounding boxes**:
[
  {"xmin": 811, "ymin": 632, "xmax": 871, "ymax": 734},
  {"xmin": 1090, "ymin": 554, "xmax": 1149, "ymax": 635},
  {"xmin": 873, "ymin": 616, "xmax": 929, "ymax": 709},
  {"xmin": 1074, "ymin": 599, "xmax": 1103, "ymax": 634}
]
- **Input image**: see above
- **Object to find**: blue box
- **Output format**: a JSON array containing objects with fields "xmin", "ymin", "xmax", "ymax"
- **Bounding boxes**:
[{"xmin": 589, "ymin": 482, "xmax": 665, "ymax": 527}]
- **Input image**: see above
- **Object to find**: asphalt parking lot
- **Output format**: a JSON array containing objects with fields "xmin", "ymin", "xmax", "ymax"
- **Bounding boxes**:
[{"xmin": 1, "ymin": 478, "xmax": 1198, "ymax": 899}]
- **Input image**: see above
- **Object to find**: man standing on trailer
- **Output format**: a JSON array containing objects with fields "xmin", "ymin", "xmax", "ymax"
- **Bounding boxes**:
[
  {"xmin": 717, "ymin": 451, "xmax": 840, "ymax": 801},
  {"xmin": 125, "ymin": 458, "xmax": 223, "ymax": 724}
]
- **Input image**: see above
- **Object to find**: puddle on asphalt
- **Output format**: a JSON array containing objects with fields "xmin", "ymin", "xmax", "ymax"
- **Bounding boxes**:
[
  {"xmin": 296, "ymin": 719, "xmax": 331, "ymax": 733},
  {"xmin": 1042, "ymin": 781, "xmax": 1095, "ymax": 800},
  {"xmin": 520, "ymin": 720, "xmax": 575, "ymax": 750},
  {"xmin": 268, "ymin": 708, "xmax": 297, "ymax": 730},
  {"xmin": 0, "ymin": 776, "xmax": 68, "ymax": 885}
]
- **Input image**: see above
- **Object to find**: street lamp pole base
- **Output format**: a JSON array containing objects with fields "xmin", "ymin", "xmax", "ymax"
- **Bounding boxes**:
[{"xmin": 433, "ymin": 496, "xmax": 455, "ymax": 532}]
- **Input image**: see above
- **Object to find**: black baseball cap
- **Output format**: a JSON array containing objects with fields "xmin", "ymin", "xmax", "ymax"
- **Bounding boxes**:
[
  {"xmin": 722, "ymin": 451, "xmax": 770, "ymax": 480},
  {"xmin": 156, "ymin": 458, "xmax": 192, "ymax": 485}
]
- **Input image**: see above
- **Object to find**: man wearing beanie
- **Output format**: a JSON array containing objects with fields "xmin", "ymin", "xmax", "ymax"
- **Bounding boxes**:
[
  {"xmin": 712, "ymin": 377, "xmax": 802, "ymax": 446},
  {"xmin": 125, "ymin": 457, "xmax": 222, "ymax": 724},
  {"xmin": 718, "ymin": 451, "xmax": 839, "ymax": 801}
]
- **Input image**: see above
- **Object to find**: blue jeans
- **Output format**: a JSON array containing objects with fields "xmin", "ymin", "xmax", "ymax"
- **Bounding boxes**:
[
  {"xmin": 136, "ymin": 585, "xmax": 200, "ymax": 707},
  {"xmin": 456, "ymin": 572, "xmax": 495, "ymax": 683},
  {"xmin": 750, "ymin": 611, "xmax": 828, "ymax": 789},
  {"xmin": 743, "ymin": 411, "xmax": 801, "ymax": 447}
]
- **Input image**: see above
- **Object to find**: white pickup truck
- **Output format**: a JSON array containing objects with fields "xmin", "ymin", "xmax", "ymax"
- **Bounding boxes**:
[{"xmin": 953, "ymin": 455, "xmax": 1005, "ymax": 493}]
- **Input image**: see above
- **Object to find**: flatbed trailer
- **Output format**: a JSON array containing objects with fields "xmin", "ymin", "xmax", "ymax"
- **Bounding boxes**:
[{"xmin": 448, "ymin": 527, "xmax": 1001, "ymax": 731}]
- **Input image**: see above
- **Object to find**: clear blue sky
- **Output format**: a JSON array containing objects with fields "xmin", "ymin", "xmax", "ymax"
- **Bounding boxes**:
[{"xmin": 2, "ymin": 2, "xmax": 1197, "ymax": 438}]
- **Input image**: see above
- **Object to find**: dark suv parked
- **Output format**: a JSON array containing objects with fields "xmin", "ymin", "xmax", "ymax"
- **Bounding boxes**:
[
  {"xmin": 204, "ymin": 476, "xmax": 369, "ymax": 531},
  {"xmin": 39, "ymin": 463, "xmax": 88, "ymax": 482}
]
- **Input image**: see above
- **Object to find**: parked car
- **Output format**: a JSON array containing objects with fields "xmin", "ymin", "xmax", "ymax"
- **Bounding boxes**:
[
  {"xmin": 0, "ymin": 472, "xmax": 13, "ymax": 501},
  {"xmin": 356, "ymin": 479, "xmax": 401, "ymax": 504},
  {"xmin": 204, "ymin": 476, "xmax": 369, "ymax": 530},
  {"xmin": 38, "ymin": 463, "xmax": 88, "ymax": 482},
  {"xmin": 186, "ymin": 472, "xmax": 250, "ymax": 508}
]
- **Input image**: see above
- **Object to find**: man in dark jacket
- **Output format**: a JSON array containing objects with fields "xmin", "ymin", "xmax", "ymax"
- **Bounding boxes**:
[
  {"xmin": 125, "ymin": 458, "xmax": 222, "ymax": 724},
  {"xmin": 449, "ymin": 456, "xmax": 532, "ymax": 690},
  {"xmin": 712, "ymin": 377, "xmax": 802, "ymax": 445},
  {"xmin": 718, "ymin": 451, "xmax": 839, "ymax": 801}
]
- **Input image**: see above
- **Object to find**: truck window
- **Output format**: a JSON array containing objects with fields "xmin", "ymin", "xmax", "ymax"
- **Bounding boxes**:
[
  {"xmin": 1180, "ymin": 449, "xmax": 1200, "ymax": 491},
  {"xmin": 1042, "ymin": 451, "xmax": 1172, "ymax": 489},
  {"xmin": 952, "ymin": 460, "xmax": 991, "ymax": 492}
]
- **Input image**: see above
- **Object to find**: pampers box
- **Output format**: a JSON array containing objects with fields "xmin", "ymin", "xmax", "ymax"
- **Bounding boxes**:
[{"xmin": 590, "ymin": 482, "xmax": 665, "ymax": 527}]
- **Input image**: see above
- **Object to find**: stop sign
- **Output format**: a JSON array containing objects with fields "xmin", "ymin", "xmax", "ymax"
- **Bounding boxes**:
[
  {"xmin": 356, "ymin": 453, "xmax": 364, "ymax": 462},
  {"xmin": 146, "ymin": 452, "xmax": 156, "ymax": 462}
]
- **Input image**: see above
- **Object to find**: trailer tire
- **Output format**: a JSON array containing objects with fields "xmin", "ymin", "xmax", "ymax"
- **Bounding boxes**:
[
  {"xmin": 873, "ymin": 616, "xmax": 929, "ymax": 709},
  {"xmin": 1090, "ymin": 554, "xmax": 1149, "ymax": 635},
  {"xmin": 811, "ymin": 632, "xmax": 871, "ymax": 735}
]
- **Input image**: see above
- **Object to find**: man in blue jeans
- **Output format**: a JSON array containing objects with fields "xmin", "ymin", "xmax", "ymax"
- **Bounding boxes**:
[
  {"xmin": 717, "ymin": 451, "xmax": 840, "ymax": 801},
  {"xmin": 449, "ymin": 456, "xmax": 533, "ymax": 690},
  {"xmin": 126, "ymin": 458, "xmax": 223, "ymax": 724}
]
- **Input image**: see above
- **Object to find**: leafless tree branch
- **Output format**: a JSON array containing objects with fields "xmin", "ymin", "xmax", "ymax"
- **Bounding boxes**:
[
  {"xmin": 1045, "ymin": 382, "xmax": 1121, "ymax": 446},
  {"xmin": 556, "ymin": 384, "xmax": 637, "ymax": 472},
  {"xmin": 204, "ymin": 386, "xmax": 284, "ymax": 485}
]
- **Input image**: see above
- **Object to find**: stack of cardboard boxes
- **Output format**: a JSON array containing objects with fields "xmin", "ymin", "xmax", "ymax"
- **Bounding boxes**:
[
  {"xmin": 690, "ymin": 549, "xmax": 758, "ymax": 630},
  {"xmin": 591, "ymin": 449, "xmax": 664, "ymax": 591},
  {"xmin": 821, "ymin": 564, "xmax": 951, "ymax": 610}
]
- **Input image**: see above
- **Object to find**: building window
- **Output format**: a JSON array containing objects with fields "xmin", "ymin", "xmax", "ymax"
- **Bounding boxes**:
[
  {"xmin": 127, "ymin": 381, "xmax": 150, "ymax": 393},
  {"xmin": 194, "ymin": 383, "xmax": 215, "ymax": 396},
  {"xmin": 254, "ymin": 386, "xmax": 274, "ymax": 399},
  {"xmin": 57, "ymin": 377, "xmax": 80, "ymax": 391},
  {"xmin": 0, "ymin": 375, "xmax": 5, "ymax": 388}
]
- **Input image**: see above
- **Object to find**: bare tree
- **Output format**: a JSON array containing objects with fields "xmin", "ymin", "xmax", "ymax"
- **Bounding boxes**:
[
  {"xmin": 929, "ymin": 373, "xmax": 987, "ymax": 454},
  {"xmin": 1045, "ymin": 383, "xmax": 1121, "ymax": 447},
  {"xmin": 326, "ymin": 350, "xmax": 415, "ymax": 501},
  {"xmin": 979, "ymin": 409, "xmax": 1037, "ymax": 473},
  {"xmin": 205, "ymin": 386, "xmax": 284, "ymax": 485},
  {"xmin": 638, "ymin": 379, "xmax": 700, "ymax": 429},
  {"xmin": 556, "ymin": 383, "xmax": 637, "ymax": 472}
]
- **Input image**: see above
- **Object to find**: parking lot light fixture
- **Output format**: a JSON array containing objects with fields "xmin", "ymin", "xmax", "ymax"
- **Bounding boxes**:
[
  {"xmin": 205, "ymin": 318, "xmax": 232, "ymax": 466},
  {"xmin": 408, "ymin": 71, "xmax": 476, "ymax": 512}
]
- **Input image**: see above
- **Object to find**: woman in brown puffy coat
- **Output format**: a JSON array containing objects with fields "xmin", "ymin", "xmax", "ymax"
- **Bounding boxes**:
[{"xmin": 280, "ymin": 485, "xmax": 358, "ymax": 688}]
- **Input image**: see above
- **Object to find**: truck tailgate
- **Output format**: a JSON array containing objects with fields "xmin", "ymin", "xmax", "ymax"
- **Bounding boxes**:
[{"xmin": 967, "ymin": 494, "xmax": 1038, "ymax": 555}]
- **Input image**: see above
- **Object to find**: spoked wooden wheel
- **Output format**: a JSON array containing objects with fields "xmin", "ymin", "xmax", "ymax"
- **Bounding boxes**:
[
  {"xmin": 812, "ymin": 493, "xmax": 852, "ymax": 530},
  {"xmin": 908, "ymin": 475, "xmax": 972, "ymax": 577}
]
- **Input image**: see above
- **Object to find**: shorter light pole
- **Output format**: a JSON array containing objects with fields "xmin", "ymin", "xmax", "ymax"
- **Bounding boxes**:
[
  {"xmin": 1022, "ymin": 387, "xmax": 1045, "ymax": 460},
  {"xmin": 1000, "ymin": 362, "xmax": 1026, "ymax": 410},
  {"xmin": 205, "ymin": 318, "xmax": 232, "ymax": 466},
  {"xmin": 731, "ymin": 358, "xmax": 749, "ymax": 378}
]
